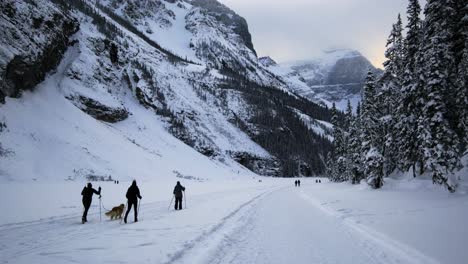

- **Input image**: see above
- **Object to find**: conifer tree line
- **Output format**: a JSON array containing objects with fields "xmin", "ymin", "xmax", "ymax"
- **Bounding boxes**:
[{"xmin": 327, "ymin": 0, "xmax": 467, "ymax": 192}]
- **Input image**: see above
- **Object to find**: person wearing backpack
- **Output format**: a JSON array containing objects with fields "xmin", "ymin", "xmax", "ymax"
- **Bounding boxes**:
[
  {"xmin": 124, "ymin": 180, "xmax": 142, "ymax": 223},
  {"xmin": 173, "ymin": 181, "xmax": 186, "ymax": 210},
  {"xmin": 81, "ymin": 183, "xmax": 101, "ymax": 224}
]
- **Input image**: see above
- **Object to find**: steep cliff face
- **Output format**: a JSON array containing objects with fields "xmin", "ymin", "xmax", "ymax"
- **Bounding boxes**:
[
  {"xmin": 262, "ymin": 49, "xmax": 382, "ymax": 110},
  {"xmin": 0, "ymin": 0, "xmax": 79, "ymax": 101},
  {"xmin": 188, "ymin": 0, "xmax": 256, "ymax": 55},
  {"xmin": 0, "ymin": 0, "xmax": 334, "ymax": 181}
]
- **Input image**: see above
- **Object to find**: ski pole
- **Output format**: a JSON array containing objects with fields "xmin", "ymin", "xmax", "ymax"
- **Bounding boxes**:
[
  {"xmin": 82, "ymin": 204, "xmax": 85, "ymax": 224},
  {"xmin": 168, "ymin": 195, "xmax": 174, "ymax": 210},
  {"xmin": 120, "ymin": 202, "xmax": 126, "ymax": 224},
  {"xmin": 138, "ymin": 198, "xmax": 141, "ymax": 219},
  {"xmin": 99, "ymin": 195, "xmax": 102, "ymax": 222},
  {"xmin": 183, "ymin": 191, "xmax": 186, "ymax": 209}
]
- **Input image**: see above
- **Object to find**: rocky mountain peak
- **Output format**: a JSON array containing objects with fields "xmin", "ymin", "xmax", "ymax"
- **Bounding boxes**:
[
  {"xmin": 264, "ymin": 49, "xmax": 382, "ymax": 109},
  {"xmin": 259, "ymin": 56, "xmax": 277, "ymax": 67},
  {"xmin": 187, "ymin": 0, "xmax": 256, "ymax": 55}
]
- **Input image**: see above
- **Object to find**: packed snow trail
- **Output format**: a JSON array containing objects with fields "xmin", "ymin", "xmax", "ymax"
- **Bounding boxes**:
[
  {"xmin": 1, "ymin": 180, "xmax": 462, "ymax": 264},
  {"xmin": 0, "ymin": 182, "xmax": 281, "ymax": 264},
  {"xmin": 177, "ymin": 186, "xmax": 440, "ymax": 264}
]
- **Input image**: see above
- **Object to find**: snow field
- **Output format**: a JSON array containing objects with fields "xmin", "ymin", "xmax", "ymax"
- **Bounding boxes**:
[
  {"xmin": 1, "ymin": 177, "xmax": 467, "ymax": 264},
  {"xmin": 0, "ymin": 178, "xmax": 282, "ymax": 264}
]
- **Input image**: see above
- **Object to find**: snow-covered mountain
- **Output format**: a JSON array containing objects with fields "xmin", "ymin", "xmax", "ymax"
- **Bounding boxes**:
[
  {"xmin": 95, "ymin": 0, "xmax": 281, "ymax": 86},
  {"xmin": 0, "ymin": 0, "xmax": 334, "ymax": 182},
  {"xmin": 261, "ymin": 49, "xmax": 382, "ymax": 110}
]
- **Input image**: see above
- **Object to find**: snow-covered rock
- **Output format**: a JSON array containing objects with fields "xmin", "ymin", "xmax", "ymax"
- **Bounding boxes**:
[{"xmin": 0, "ymin": 0, "xmax": 79, "ymax": 101}]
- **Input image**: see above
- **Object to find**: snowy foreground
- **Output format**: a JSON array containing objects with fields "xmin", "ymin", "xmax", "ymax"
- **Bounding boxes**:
[{"xmin": 1, "ymin": 178, "xmax": 467, "ymax": 264}]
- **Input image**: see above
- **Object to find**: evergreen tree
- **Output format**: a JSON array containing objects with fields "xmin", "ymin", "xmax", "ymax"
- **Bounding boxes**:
[
  {"xmin": 444, "ymin": 0, "xmax": 467, "ymax": 155},
  {"xmin": 418, "ymin": 0, "xmax": 460, "ymax": 192},
  {"xmin": 329, "ymin": 103, "xmax": 347, "ymax": 182},
  {"xmin": 345, "ymin": 99, "xmax": 353, "ymax": 130},
  {"xmin": 404, "ymin": 0, "xmax": 422, "ymax": 75},
  {"xmin": 452, "ymin": 1, "xmax": 468, "ymax": 153},
  {"xmin": 379, "ymin": 15, "xmax": 405, "ymax": 176},
  {"xmin": 356, "ymin": 102, "xmax": 361, "ymax": 118},
  {"xmin": 361, "ymin": 71, "xmax": 384, "ymax": 189},
  {"xmin": 396, "ymin": 0, "xmax": 423, "ymax": 176},
  {"xmin": 383, "ymin": 14, "xmax": 405, "ymax": 78},
  {"xmin": 346, "ymin": 104, "xmax": 364, "ymax": 184},
  {"xmin": 456, "ymin": 17, "xmax": 468, "ymax": 151},
  {"xmin": 325, "ymin": 152, "xmax": 334, "ymax": 178}
]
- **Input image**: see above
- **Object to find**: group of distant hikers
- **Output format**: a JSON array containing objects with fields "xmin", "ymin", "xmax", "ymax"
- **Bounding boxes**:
[
  {"xmin": 80, "ymin": 180, "xmax": 185, "ymax": 224},
  {"xmin": 294, "ymin": 179, "xmax": 322, "ymax": 187}
]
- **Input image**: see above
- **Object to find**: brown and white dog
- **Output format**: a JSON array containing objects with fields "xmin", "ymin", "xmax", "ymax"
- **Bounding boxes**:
[{"xmin": 105, "ymin": 204, "xmax": 125, "ymax": 220}]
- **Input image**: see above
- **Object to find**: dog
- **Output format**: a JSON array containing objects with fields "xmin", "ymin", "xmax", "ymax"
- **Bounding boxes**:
[{"xmin": 105, "ymin": 204, "xmax": 125, "ymax": 220}]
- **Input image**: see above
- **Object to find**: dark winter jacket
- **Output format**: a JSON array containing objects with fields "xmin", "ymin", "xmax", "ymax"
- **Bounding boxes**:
[
  {"xmin": 81, "ymin": 186, "xmax": 101, "ymax": 202},
  {"xmin": 126, "ymin": 182, "xmax": 142, "ymax": 201},
  {"xmin": 173, "ymin": 183, "xmax": 185, "ymax": 198}
]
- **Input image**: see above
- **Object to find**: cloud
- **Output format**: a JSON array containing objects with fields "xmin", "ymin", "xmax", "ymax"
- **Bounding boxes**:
[{"xmin": 219, "ymin": 0, "xmax": 424, "ymax": 68}]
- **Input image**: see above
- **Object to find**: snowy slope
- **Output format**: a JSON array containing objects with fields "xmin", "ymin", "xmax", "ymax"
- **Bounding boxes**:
[
  {"xmin": 0, "ymin": 45, "xmax": 254, "ymax": 182},
  {"xmin": 97, "ymin": 0, "xmax": 282, "ymax": 87},
  {"xmin": 293, "ymin": 109, "xmax": 334, "ymax": 141},
  {"xmin": 0, "ymin": 0, "xmax": 336, "ymax": 180},
  {"xmin": 98, "ymin": 0, "xmax": 199, "ymax": 62},
  {"xmin": 0, "ymin": 1, "xmax": 266, "ymax": 181}
]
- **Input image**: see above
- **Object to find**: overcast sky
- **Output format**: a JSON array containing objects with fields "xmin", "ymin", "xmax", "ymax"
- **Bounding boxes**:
[{"xmin": 219, "ymin": 0, "xmax": 425, "ymax": 68}]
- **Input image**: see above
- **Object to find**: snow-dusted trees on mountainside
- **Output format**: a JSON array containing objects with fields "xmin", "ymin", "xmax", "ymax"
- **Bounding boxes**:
[{"xmin": 328, "ymin": 0, "xmax": 467, "ymax": 192}]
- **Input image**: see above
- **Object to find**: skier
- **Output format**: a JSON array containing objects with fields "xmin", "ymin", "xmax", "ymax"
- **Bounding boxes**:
[
  {"xmin": 173, "ymin": 181, "xmax": 186, "ymax": 210},
  {"xmin": 295, "ymin": 180, "xmax": 298, "ymax": 187},
  {"xmin": 124, "ymin": 180, "xmax": 142, "ymax": 223},
  {"xmin": 81, "ymin": 183, "xmax": 101, "ymax": 224},
  {"xmin": 298, "ymin": 180, "xmax": 301, "ymax": 187}
]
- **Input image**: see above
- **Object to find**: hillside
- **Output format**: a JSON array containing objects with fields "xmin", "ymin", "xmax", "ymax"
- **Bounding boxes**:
[{"xmin": 0, "ymin": 0, "xmax": 334, "ymax": 181}]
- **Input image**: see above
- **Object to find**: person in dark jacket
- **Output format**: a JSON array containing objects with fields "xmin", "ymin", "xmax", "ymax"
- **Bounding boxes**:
[
  {"xmin": 124, "ymin": 180, "xmax": 142, "ymax": 223},
  {"xmin": 173, "ymin": 181, "xmax": 185, "ymax": 210},
  {"xmin": 81, "ymin": 183, "xmax": 101, "ymax": 224},
  {"xmin": 298, "ymin": 180, "xmax": 301, "ymax": 187}
]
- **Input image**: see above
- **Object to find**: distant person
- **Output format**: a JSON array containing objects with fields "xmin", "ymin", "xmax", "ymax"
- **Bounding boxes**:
[
  {"xmin": 173, "ymin": 181, "xmax": 186, "ymax": 210},
  {"xmin": 298, "ymin": 180, "xmax": 301, "ymax": 187},
  {"xmin": 295, "ymin": 180, "xmax": 298, "ymax": 187},
  {"xmin": 81, "ymin": 183, "xmax": 101, "ymax": 224},
  {"xmin": 319, "ymin": 179, "xmax": 322, "ymax": 183},
  {"xmin": 124, "ymin": 180, "xmax": 142, "ymax": 223}
]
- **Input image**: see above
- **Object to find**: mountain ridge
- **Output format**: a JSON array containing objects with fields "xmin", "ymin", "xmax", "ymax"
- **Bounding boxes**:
[
  {"xmin": 0, "ymin": 0, "xmax": 335, "ymax": 181},
  {"xmin": 261, "ymin": 49, "xmax": 383, "ymax": 110}
]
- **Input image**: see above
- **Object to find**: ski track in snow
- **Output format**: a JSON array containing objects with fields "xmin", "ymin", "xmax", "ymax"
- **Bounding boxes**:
[
  {"xmin": 0, "ymin": 184, "xmax": 449, "ymax": 264},
  {"xmin": 297, "ymin": 189, "xmax": 441, "ymax": 264},
  {"xmin": 0, "ymin": 185, "xmax": 278, "ymax": 264},
  {"xmin": 163, "ymin": 187, "xmax": 283, "ymax": 264},
  {"xmin": 178, "ymin": 186, "xmax": 441, "ymax": 264}
]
